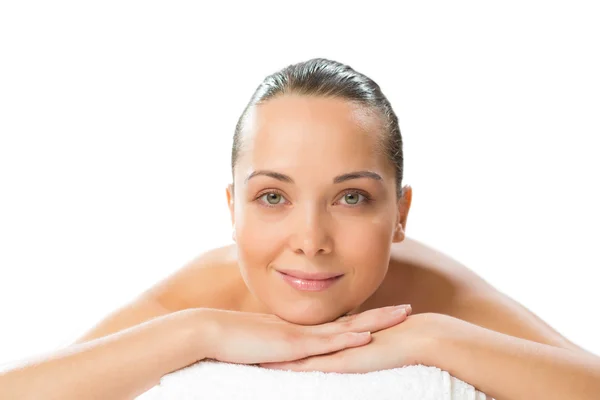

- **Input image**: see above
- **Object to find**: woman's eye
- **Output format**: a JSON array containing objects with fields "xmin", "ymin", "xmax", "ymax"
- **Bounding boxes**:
[
  {"xmin": 257, "ymin": 191, "xmax": 368, "ymax": 207},
  {"xmin": 340, "ymin": 192, "xmax": 365, "ymax": 205},
  {"xmin": 260, "ymin": 192, "xmax": 285, "ymax": 205}
]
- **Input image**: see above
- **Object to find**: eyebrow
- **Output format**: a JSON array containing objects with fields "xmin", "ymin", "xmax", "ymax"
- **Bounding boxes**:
[{"xmin": 245, "ymin": 170, "xmax": 383, "ymax": 184}]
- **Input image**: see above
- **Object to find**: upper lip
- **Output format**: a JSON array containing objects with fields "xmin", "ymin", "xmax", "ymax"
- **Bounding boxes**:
[{"xmin": 276, "ymin": 269, "xmax": 344, "ymax": 280}]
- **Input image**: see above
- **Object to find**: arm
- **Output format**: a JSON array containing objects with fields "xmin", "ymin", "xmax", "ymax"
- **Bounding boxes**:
[
  {"xmin": 74, "ymin": 246, "xmax": 236, "ymax": 344},
  {"xmin": 397, "ymin": 238, "xmax": 591, "ymax": 353},
  {"xmin": 0, "ymin": 308, "xmax": 205, "ymax": 400},
  {"xmin": 74, "ymin": 295, "xmax": 174, "ymax": 343},
  {"xmin": 452, "ymin": 289, "xmax": 592, "ymax": 354},
  {"xmin": 426, "ymin": 315, "xmax": 600, "ymax": 400}
]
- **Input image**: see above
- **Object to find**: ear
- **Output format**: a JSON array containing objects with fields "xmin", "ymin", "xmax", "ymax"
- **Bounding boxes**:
[
  {"xmin": 392, "ymin": 185, "xmax": 412, "ymax": 243},
  {"xmin": 226, "ymin": 183, "xmax": 235, "ymax": 227}
]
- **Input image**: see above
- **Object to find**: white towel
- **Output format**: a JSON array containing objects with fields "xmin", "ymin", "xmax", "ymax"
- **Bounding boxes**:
[{"xmin": 137, "ymin": 360, "xmax": 491, "ymax": 400}]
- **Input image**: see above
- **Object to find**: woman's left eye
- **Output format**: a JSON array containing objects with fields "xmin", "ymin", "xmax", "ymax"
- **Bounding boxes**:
[{"xmin": 338, "ymin": 191, "xmax": 368, "ymax": 206}]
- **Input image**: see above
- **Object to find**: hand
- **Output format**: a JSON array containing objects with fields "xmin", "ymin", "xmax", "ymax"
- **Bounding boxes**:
[
  {"xmin": 260, "ymin": 312, "xmax": 450, "ymax": 373},
  {"xmin": 197, "ymin": 305, "xmax": 412, "ymax": 365}
]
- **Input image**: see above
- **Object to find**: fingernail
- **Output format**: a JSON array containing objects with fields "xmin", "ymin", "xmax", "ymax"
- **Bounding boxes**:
[
  {"xmin": 351, "ymin": 331, "xmax": 371, "ymax": 338},
  {"xmin": 391, "ymin": 305, "xmax": 410, "ymax": 315}
]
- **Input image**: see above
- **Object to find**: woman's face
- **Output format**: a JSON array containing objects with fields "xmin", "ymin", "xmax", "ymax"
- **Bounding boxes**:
[{"xmin": 227, "ymin": 94, "xmax": 410, "ymax": 325}]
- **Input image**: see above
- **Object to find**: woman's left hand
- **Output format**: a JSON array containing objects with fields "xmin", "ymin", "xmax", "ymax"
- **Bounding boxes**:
[{"xmin": 260, "ymin": 313, "xmax": 453, "ymax": 373}]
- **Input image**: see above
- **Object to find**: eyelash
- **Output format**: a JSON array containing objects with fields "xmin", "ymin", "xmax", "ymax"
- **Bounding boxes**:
[{"xmin": 255, "ymin": 189, "xmax": 373, "ymax": 209}]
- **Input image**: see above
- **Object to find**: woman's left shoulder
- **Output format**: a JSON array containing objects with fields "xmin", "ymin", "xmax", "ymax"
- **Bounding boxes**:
[
  {"xmin": 382, "ymin": 237, "xmax": 490, "ymax": 319},
  {"xmin": 390, "ymin": 238, "xmax": 587, "ymax": 353},
  {"xmin": 390, "ymin": 237, "xmax": 491, "ymax": 293}
]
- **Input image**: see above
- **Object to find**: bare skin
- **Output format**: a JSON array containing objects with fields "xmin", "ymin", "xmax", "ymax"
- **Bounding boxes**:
[
  {"xmin": 78, "ymin": 236, "xmax": 586, "ymax": 354},
  {"xmin": 7, "ymin": 91, "xmax": 588, "ymax": 400},
  {"xmin": 77, "ymin": 94, "xmax": 586, "ymax": 355},
  {"xmin": 4, "ymin": 78, "xmax": 597, "ymax": 400}
]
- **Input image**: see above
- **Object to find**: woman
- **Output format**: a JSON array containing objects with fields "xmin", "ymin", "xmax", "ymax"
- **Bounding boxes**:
[{"xmin": 1, "ymin": 58, "xmax": 599, "ymax": 399}]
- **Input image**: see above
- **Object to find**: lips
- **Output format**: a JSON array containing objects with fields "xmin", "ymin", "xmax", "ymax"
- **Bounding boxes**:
[
  {"xmin": 276, "ymin": 268, "xmax": 344, "ymax": 280},
  {"xmin": 275, "ymin": 269, "xmax": 344, "ymax": 292}
]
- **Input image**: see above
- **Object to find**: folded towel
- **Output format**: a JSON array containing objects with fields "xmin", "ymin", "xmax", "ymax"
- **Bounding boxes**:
[{"xmin": 137, "ymin": 360, "xmax": 491, "ymax": 400}]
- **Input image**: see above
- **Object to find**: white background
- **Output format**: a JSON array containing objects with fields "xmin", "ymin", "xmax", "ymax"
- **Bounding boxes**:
[{"xmin": 1, "ymin": 1, "xmax": 599, "ymax": 371}]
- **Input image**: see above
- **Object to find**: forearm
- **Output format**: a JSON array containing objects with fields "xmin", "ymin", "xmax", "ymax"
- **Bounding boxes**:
[
  {"xmin": 74, "ymin": 296, "xmax": 174, "ymax": 344},
  {"xmin": 427, "ymin": 317, "xmax": 600, "ymax": 400},
  {"xmin": 0, "ymin": 309, "xmax": 206, "ymax": 400}
]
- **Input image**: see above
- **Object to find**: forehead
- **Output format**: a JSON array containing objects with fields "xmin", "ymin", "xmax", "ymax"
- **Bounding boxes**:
[{"xmin": 238, "ymin": 95, "xmax": 390, "ymax": 177}]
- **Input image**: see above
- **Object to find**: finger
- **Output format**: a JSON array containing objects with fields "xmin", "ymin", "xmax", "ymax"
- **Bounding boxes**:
[
  {"xmin": 293, "ymin": 330, "xmax": 371, "ymax": 360},
  {"xmin": 317, "ymin": 304, "xmax": 412, "ymax": 335},
  {"xmin": 335, "ymin": 304, "xmax": 412, "ymax": 323},
  {"xmin": 260, "ymin": 355, "xmax": 329, "ymax": 372},
  {"xmin": 261, "ymin": 352, "xmax": 348, "ymax": 373}
]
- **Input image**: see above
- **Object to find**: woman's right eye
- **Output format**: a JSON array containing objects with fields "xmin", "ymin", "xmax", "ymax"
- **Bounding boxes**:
[{"xmin": 258, "ymin": 192, "xmax": 286, "ymax": 207}]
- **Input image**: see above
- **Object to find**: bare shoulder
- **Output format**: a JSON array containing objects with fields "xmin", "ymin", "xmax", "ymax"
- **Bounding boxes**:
[
  {"xmin": 74, "ymin": 245, "xmax": 245, "ymax": 343},
  {"xmin": 390, "ymin": 237, "xmax": 493, "ymax": 292},
  {"xmin": 392, "ymin": 237, "xmax": 586, "ymax": 352},
  {"xmin": 383, "ymin": 237, "xmax": 497, "ymax": 313},
  {"xmin": 145, "ymin": 244, "xmax": 247, "ymax": 312}
]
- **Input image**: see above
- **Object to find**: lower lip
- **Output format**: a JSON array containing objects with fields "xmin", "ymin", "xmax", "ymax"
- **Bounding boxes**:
[{"xmin": 277, "ymin": 271, "xmax": 343, "ymax": 292}]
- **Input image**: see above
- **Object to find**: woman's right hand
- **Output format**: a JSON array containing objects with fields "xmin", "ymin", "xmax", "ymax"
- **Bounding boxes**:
[{"xmin": 194, "ymin": 305, "xmax": 412, "ymax": 365}]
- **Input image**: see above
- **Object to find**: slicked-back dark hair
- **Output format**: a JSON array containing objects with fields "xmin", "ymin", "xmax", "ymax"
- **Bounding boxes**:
[{"xmin": 231, "ymin": 58, "xmax": 404, "ymax": 198}]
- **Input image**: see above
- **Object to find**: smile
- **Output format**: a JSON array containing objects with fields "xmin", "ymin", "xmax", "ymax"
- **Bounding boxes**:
[{"xmin": 276, "ymin": 270, "xmax": 344, "ymax": 292}]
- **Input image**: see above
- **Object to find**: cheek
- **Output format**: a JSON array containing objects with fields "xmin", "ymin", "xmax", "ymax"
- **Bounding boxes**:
[
  {"xmin": 344, "ymin": 206, "xmax": 394, "ymax": 241},
  {"xmin": 235, "ymin": 210, "xmax": 287, "ymax": 268},
  {"xmin": 337, "ymin": 215, "xmax": 394, "ymax": 273}
]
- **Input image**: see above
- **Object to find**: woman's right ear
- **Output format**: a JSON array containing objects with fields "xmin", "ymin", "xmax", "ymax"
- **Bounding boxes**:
[{"xmin": 226, "ymin": 184, "xmax": 235, "ymax": 226}]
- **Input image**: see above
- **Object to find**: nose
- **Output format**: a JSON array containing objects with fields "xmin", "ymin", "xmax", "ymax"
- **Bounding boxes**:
[{"xmin": 291, "ymin": 204, "xmax": 333, "ymax": 257}]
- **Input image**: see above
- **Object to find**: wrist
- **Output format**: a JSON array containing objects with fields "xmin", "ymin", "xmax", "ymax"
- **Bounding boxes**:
[
  {"xmin": 418, "ymin": 314, "xmax": 474, "ymax": 370},
  {"xmin": 180, "ymin": 308, "xmax": 219, "ymax": 361},
  {"xmin": 412, "ymin": 313, "xmax": 455, "ymax": 367},
  {"xmin": 410, "ymin": 330, "xmax": 442, "ymax": 367},
  {"xmin": 418, "ymin": 332, "xmax": 445, "ymax": 367}
]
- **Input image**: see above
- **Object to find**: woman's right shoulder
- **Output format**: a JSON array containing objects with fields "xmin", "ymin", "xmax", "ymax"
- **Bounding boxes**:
[{"xmin": 145, "ymin": 244, "xmax": 247, "ymax": 312}]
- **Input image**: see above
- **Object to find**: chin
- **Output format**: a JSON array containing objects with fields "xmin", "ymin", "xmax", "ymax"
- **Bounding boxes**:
[{"xmin": 269, "ymin": 301, "xmax": 349, "ymax": 326}]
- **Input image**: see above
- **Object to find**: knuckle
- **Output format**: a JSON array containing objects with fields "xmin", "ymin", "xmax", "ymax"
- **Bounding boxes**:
[
  {"xmin": 316, "ymin": 333, "xmax": 341, "ymax": 351},
  {"xmin": 283, "ymin": 329, "xmax": 302, "ymax": 343},
  {"xmin": 339, "ymin": 319, "xmax": 354, "ymax": 330},
  {"xmin": 283, "ymin": 339, "xmax": 304, "ymax": 357},
  {"xmin": 317, "ymin": 336, "xmax": 339, "ymax": 353},
  {"xmin": 325, "ymin": 333, "xmax": 341, "ymax": 344}
]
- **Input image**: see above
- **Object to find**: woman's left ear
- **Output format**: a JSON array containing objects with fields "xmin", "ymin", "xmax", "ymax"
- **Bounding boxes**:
[{"xmin": 393, "ymin": 185, "xmax": 412, "ymax": 243}]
